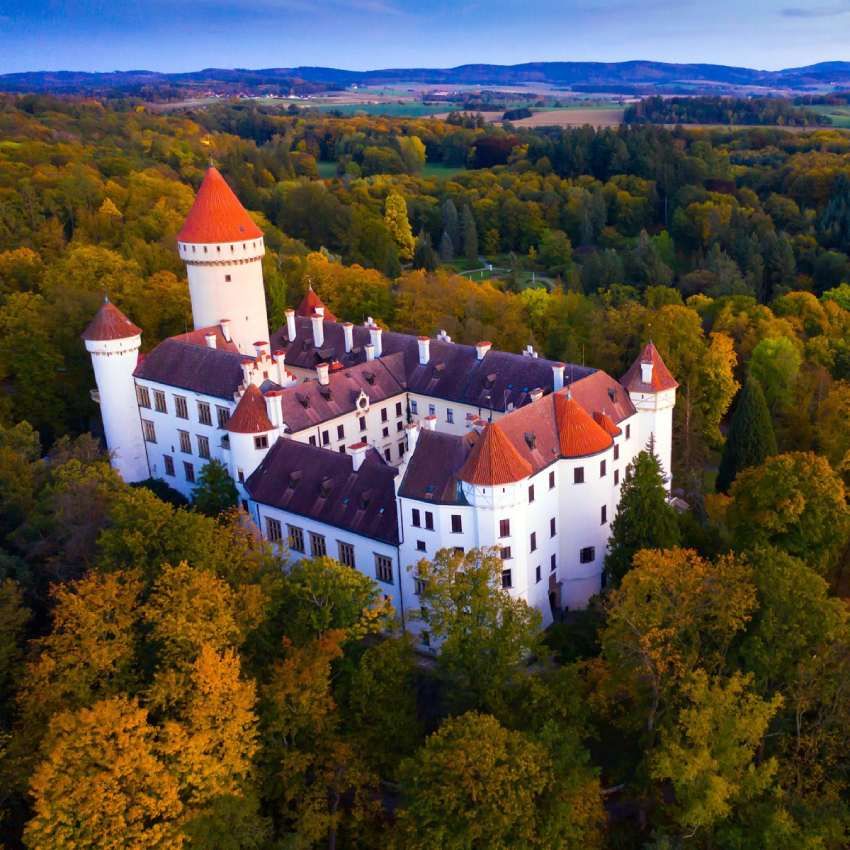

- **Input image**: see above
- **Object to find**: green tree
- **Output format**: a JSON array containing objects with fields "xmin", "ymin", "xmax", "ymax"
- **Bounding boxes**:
[
  {"xmin": 0, "ymin": 579, "xmax": 29, "ymax": 723},
  {"xmin": 412, "ymin": 229, "xmax": 437, "ymax": 271},
  {"xmin": 384, "ymin": 192, "xmax": 415, "ymax": 261},
  {"xmin": 397, "ymin": 135, "xmax": 427, "ymax": 174},
  {"xmin": 716, "ymin": 376, "xmax": 777, "ymax": 492},
  {"xmin": 605, "ymin": 450, "xmax": 681, "ymax": 585},
  {"xmin": 748, "ymin": 336, "xmax": 802, "ymax": 412},
  {"xmin": 441, "ymin": 198, "xmax": 460, "ymax": 253},
  {"xmin": 192, "ymin": 459, "xmax": 238, "ymax": 517},
  {"xmin": 462, "ymin": 204, "xmax": 479, "ymax": 263},
  {"xmin": 414, "ymin": 547, "xmax": 541, "ymax": 714},
  {"xmin": 438, "ymin": 228, "xmax": 454, "ymax": 263},
  {"xmin": 538, "ymin": 229, "xmax": 573, "ymax": 277}
]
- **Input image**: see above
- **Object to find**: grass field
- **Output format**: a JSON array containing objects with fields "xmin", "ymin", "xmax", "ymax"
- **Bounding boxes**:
[
  {"xmin": 421, "ymin": 163, "xmax": 467, "ymax": 180},
  {"xmin": 316, "ymin": 161, "xmax": 338, "ymax": 178},
  {"xmin": 810, "ymin": 105, "xmax": 850, "ymax": 128},
  {"xmin": 310, "ymin": 101, "xmax": 447, "ymax": 118},
  {"xmin": 512, "ymin": 107, "xmax": 625, "ymax": 128}
]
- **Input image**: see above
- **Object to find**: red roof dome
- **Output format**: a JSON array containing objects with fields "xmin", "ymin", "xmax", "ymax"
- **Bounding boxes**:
[
  {"xmin": 226, "ymin": 385, "xmax": 274, "ymax": 434},
  {"xmin": 555, "ymin": 393, "xmax": 613, "ymax": 458},
  {"xmin": 458, "ymin": 423, "xmax": 532, "ymax": 485},
  {"xmin": 295, "ymin": 285, "xmax": 337, "ymax": 322},
  {"xmin": 620, "ymin": 342, "xmax": 678, "ymax": 393},
  {"xmin": 81, "ymin": 299, "xmax": 142, "ymax": 342},
  {"xmin": 177, "ymin": 167, "xmax": 263, "ymax": 244}
]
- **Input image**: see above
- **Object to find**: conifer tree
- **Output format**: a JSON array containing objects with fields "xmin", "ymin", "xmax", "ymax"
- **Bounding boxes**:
[
  {"xmin": 412, "ymin": 230, "xmax": 437, "ymax": 272},
  {"xmin": 716, "ymin": 376, "xmax": 776, "ymax": 493},
  {"xmin": 605, "ymin": 449, "xmax": 680, "ymax": 585},
  {"xmin": 384, "ymin": 192, "xmax": 414, "ymax": 261},
  {"xmin": 438, "ymin": 229, "xmax": 454, "ymax": 263},
  {"xmin": 441, "ymin": 198, "xmax": 460, "ymax": 253},
  {"xmin": 462, "ymin": 204, "xmax": 478, "ymax": 263}
]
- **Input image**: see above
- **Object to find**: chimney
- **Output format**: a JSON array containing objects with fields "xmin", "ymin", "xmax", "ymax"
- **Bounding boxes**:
[
  {"xmin": 423, "ymin": 414, "xmax": 437, "ymax": 431},
  {"xmin": 475, "ymin": 341, "xmax": 491, "ymax": 361},
  {"xmin": 349, "ymin": 440, "xmax": 368, "ymax": 471},
  {"xmin": 241, "ymin": 361, "xmax": 252, "ymax": 385},
  {"xmin": 316, "ymin": 362, "xmax": 329, "ymax": 386},
  {"xmin": 365, "ymin": 342, "xmax": 375, "ymax": 362},
  {"xmin": 220, "ymin": 319, "xmax": 232, "ymax": 342},
  {"xmin": 273, "ymin": 349, "xmax": 287, "ymax": 384},
  {"xmin": 406, "ymin": 421, "xmax": 421, "ymax": 456},
  {"xmin": 343, "ymin": 322, "xmax": 354, "ymax": 353},
  {"xmin": 369, "ymin": 325, "xmax": 383, "ymax": 358},
  {"xmin": 285, "ymin": 309, "xmax": 296, "ymax": 341},
  {"xmin": 254, "ymin": 340, "xmax": 269, "ymax": 359},
  {"xmin": 529, "ymin": 387, "xmax": 544, "ymax": 402},
  {"xmin": 552, "ymin": 363, "xmax": 565, "ymax": 392},
  {"xmin": 311, "ymin": 311, "xmax": 324, "ymax": 348},
  {"xmin": 641, "ymin": 361, "xmax": 654, "ymax": 385},
  {"xmin": 204, "ymin": 332, "xmax": 217, "ymax": 349},
  {"xmin": 265, "ymin": 390, "xmax": 283, "ymax": 428},
  {"xmin": 418, "ymin": 336, "xmax": 430, "ymax": 365}
]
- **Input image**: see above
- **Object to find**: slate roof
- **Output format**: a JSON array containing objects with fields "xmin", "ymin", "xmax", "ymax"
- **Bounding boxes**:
[
  {"xmin": 620, "ymin": 342, "xmax": 678, "ymax": 393},
  {"xmin": 398, "ymin": 430, "xmax": 478, "ymax": 504},
  {"xmin": 82, "ymin": 299, "xmax": 141, "ymax": 341},
  {"xmin": 177, "ymin": 167, "xmax": 263, "ymax": 244},
  {"xmin": 246, "ymin": 437, "xmax": 400, "ymax": 544},
  {"xmin": 134, "ymin": 338, "xmax": 250, "ymax": 399}
]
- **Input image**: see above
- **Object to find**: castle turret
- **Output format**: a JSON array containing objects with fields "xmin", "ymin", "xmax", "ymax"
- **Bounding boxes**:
[
  {"xmin": 82, "ymin": 298, "xmax": 150, "ymax": 482},
  {"xmin": 177, "ymin": 167, "xmax": 269, "ymax": 356},
  {"xmin": 620, "ymin": 342, "xmax": 677, "ymax": 487},
  {"xmin": 225, "ymin": 384, "xmax": 277, "ymax": 494}
]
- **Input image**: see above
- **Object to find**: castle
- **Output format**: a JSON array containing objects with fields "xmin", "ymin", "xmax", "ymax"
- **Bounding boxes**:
[{"xmin": 83, "ymin": 167, "xmax": 677, "ymax": 642}]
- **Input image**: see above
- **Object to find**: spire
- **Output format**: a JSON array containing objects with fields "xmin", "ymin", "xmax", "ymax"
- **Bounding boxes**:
[
  {"xmin": 620, "ymin": 342, "xmax": 678, "ymax": 393},
  {"xmin": 81, "ymin": 300, "xmax": 142, "ymax": 342},
  {"xmin": 225, "ymin": 385, "xmax": 274, "ymax": 434},
  {"xmin": 294, "ymin": 286, "xmax": 337, "ymax": 321},
  {"xmin": 457, "ymin": 423, "xmax": 532, "ymax": 485},
  {"xmin": 177, "ymin": 167, "xmax": 263, "ymax": 244},
  {"xmin": 554, "ymin": 393, "xmax": 613, "ymax": 458}
]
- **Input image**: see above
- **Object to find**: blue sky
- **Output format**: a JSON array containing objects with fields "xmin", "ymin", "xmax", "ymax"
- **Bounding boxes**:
[{"xmin": 1, "ymin": 0, "xmax": 849, "ymax": 74}]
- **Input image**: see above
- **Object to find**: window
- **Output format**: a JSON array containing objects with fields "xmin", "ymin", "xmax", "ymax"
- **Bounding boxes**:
[
  {"xmin": 530, "ymin": 531, "xmax": 537, "ymax": 552},
  {"xmin": 382, "ymin": 427, "xmax": 389, "ymax": 438},
  {"xmin": 412, "ymin": 508, "xmax": 421, "ymax": 527},
  {"xmin": 499, "ymin": 518, "xmax": 510, "ymax": 537},
  {"xmin": 308, "ymin": 435, "xmax": 317, "ymax": 446},
  {"xmin": 600, "ymin": 459, "xmax": 607, "ymax": 477},
  {"xmin": 551, "ymin": 553, "xmax": 557, "ymax": 572},
  {"xmin": 337, "ymin": 424, "xmax": 345, "ymax": 440},
  {"xmin": 574, "ymin": 467, "xmax": 584, "ymax": 484},
  {"xmin": 216, "ymin": 405, "xmax": 229, "ymax": 428},
  {"xmin": 501, "ymin": 569, "xmax": 512, "ymax": 588},
  {"xmin": 224, "ymin": 274, "xmax": 231, "ymax": 282},
  {"xmin": 359, "ymin": 416, "xmax": 367, "ymax": 432},
  {"xmin": 614, "ymin": 444, "xmax": 620, "ymax": 461},
  {"xmin": 287, "ymin": 525, "xmax": 305, "ymax": 553},
  {"xmin": 397, "ymin": 421, "xmax": 404, "ymax": 432},
  {"xmin": 137, "ymin": 386, "xmax": 151, "ymax": 408},
  {"xmin": 626, "ymin": 424, "xmax": 631, "ymax": 440},
  {"xmin": 614, "ymin": 469, "xmax": 620, "ymax": 486},
  {"xmin": 339, "ymin": 446, "xmax": 346, "ymax": 453},
  {"xmin": 536, "ymin": 565, "xmax": 541, "ymax": 583},
  {"xmin": 255, "ymin": 435, "xmax": 268, "ymax": 450},
  {"xmin": 163, "ymin": 455, "xmax": 175, "ymax": 476},
  {"xmin": 580, "ymin": 546, "xmax": 596, "ymax": 564},
  {"xmin": 375, "ymin": 554, "xmax": 393, "ymax": 584},
  {"xmin": 338, "ymin": 541, "xmax": 355, "ymax": 568},
  {"xmin": 421, "ymin": 630, "xmax": 431, "ymax": 647},
  {"xmin": 142, "ymin": 419, "xmax": 156, "ymax": 443},
  {"xmin": 451, "ymin": 514, "xmax": 463, "ymax": 534},
  {"xmin": 395, "ymin": 401, "xmax": 403, "ymax": 417},
  {"xmin": 528, "ymin": 484, "xmax": 535, "ymax": 503},
  {"xmin": 310, "ymin": 533, "xmax": 327, "ymax": 557},
  {"xmin": 383, "ymin": 448, "xmax": 391, "ymax": 462},
  {"xmin": 428, "ymin": 404, "xmax": 436, "ymax": 417},
  {"xmin": 425, "ymin": 511, "xmax": 434, "ymax": 531},
  {"xmin": 197, "ymin": 401, "xmax": 212, "ymax": 426},
  {"xmin": 416, "ymin": 540, "xmax": 427, "ymax": 552},
  {"xmin": 266, "ymin": 517, "xmax": 283, "ymax": 542},
  {"xmin": 197, "ymin": 434, "xmax": 210, "ymax": 459},
  {"xmin": 175, "ymin": 395, "xmax": 188, "ymax": 419},
  {"xmin": 155, "ymin": 390, "xmax": 167, "ymax": 413},
  {"xmin": 381, "ymin": 408, "xmax": 388, "ymax": 423},
  {"xmin": 414, "ymin": 577, "xmax": 427, "ymax": 595},
  {"xmin": 548, "ymin": 470, "xmax": 555, "ymax": 489},
  {"xmin": 410, "ymin": 400, "xmax": 418, "ymax": 415},
  {"xmin": 446, "ymin": 408, "xmax": 454, "ymax": 424},
  {"xmin": 550, "ymin": 517, "xmax": 556, "ymax": 537},
  {"xmin": 398, "ymin": 441, "xmax": 406, "ymax": 457},
  {"xmin": 238, "ymin": 469, "xmax": 244, "ymax": 483},
  {"xmin": 500, "ymin": 546, "xmax": 512, "ymax": 560},
  {"xmin": 179, "ymin": 430, "xmax": 191, "ymax": 454},
  {"xmin": 322, "ymin": 430, "xmax": 330, "ymax": 446},
  {"xmin": 601, "ymin": 505, "xmax": 607, "ymax": 525},
  {"xmin": 183, "ymin": 461, "xmax": 195, "ymax": 483},
  {"xmin": 454, "ymin": 546, "xmax": 464, "ymax": 555}
]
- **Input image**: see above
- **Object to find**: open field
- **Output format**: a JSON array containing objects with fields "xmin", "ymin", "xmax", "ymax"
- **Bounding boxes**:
[
  {"xmin": 809, "ymin": 104, "xmax": 850, "ymax": 128},
  {"xmin": 512, "ymin": 107, "xmax": 625, "ymax": 128}
]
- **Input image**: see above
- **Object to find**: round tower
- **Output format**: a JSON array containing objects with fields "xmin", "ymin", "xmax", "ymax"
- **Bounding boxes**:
[
  {"xmin": 225, "ymin": 384, "xmax": 278, "ymax": 497},
  {"xmin": 82, "ymin": 298, "xmax": 150, "ymax": 483},
  {"xmin": 177, "ymin": 167, "xmax": 269, "ymax": 356}
]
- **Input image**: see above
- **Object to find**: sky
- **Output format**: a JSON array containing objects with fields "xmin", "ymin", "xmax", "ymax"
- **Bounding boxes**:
[{"xmin": 1, "ymin": 0, "xmax": 849, "ymax": 74}]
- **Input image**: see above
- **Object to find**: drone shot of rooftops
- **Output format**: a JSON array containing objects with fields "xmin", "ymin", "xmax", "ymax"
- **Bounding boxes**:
[{"xmin": 1, "ymin": 1, "xmax": 850, "ymax": 847}]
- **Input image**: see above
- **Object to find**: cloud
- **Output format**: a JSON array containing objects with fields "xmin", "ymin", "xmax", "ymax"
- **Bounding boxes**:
[{"xmin": 781, "ymin": 3, "xmax": 850, "ymax": 16}]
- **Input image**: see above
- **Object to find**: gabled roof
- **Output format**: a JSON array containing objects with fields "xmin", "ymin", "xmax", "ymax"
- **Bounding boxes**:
[
  {"xmin": 399, "ymin": 429, "xmax": 478, "ymax": 504},
  {"xmin": 170, "ymin": 324, "xmax": 240, "ymax": 354},
  {"xmin": 177, "ymin": 167, "xmax": 263, "ymax": 244},
  {"xmin": 458, "ymin": 423, "xmax": 533, "ymax": 485},
  {"xmin": 82, "ymin": 299, "xmax": 141, "ymax": 342},
  {"xmin": 620, "ymin": 342, "xmax": 678, "ymax": 393},
  {"xmin": 226, "ymin": 385, "xmax": 274, "ymax": 434},
  {"xmin": 295, "ymin": 286, "xmax": 337, "ymax": 322},
  {"xmin": 554, "ymin": 394, "xmax": 613, "ymax": 458}
]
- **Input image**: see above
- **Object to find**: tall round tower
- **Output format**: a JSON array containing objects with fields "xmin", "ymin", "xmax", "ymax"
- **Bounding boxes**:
[
  {"xmin": 177, "ymin": 167, "xmax": 270, "ymax": 356},
  {"xmin": 82, "ymin": 298, "xmax": 150, "ymax": 482}
]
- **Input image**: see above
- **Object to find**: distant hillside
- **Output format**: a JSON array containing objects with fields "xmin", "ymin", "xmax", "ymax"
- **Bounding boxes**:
[{"xmin": 5, "ymin": 60, "xmax": 850, "ymax": 98}]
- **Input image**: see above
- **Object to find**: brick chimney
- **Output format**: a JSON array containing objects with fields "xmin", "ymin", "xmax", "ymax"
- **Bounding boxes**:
[
  {"xmin": 343, "ymin": 321, "xmax": 354, "ymax": 353},
  {"xmin": 552, "ymin": 363, "xmax": 565, "ymax": 392},
  {"xmin": 220, "ymin": 318, "xmax": 232, "ymax": 342},
  {"xmin": 285, "ymin": 308, "xmax": 296, "ymax": 341},
  {"xmin": 311, "ymin": 307, "xmax": 324, "ymax": 348},
  {"xmin": 475, "ymin": 341, "xmax": 491, "ymax": 361},
  {"xmin": 204, "ymin": 332, "xmax": 217, "ymax": 349},
  {"xmin": 316, "ymin": 362, "xmax": 329, "ymax": 386},
  {"xmin": 418, "ymin": 336, "xmax": 430, "ymax": 365},
  {"xmin": 369, "ymin": 325, "xmax": 383, "ymax": 358},
  {"xmin": 349, "ymin": 440, "xmax": 368, "ymax": 471}
]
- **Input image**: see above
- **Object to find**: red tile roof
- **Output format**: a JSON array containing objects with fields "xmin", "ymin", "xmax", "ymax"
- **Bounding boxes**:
[
  {"xmin": 458, "ymin": 422, "xmax": 533, "ymax": 485},
  {"xmin": 177, "ymin": 167, "xmax": 263, "ymax": 244},
  {"xmin": 620, "ymin": 342, "xmax": 678, "ymax": 393},
  {"xmin": 170, "ymin": 324, "xmax": 240, "ymax": 353},
  {"xmin": 295, "ymin": 286, "xmax": 337, "ymax": 322},
  {"xmin": 81, "ymin": 299, "xmax": 142, "ymax": 342},
  {"xmin": 555, "ymin": 393, "xmax": 614, "ymax": 458},
  {"xmin": 593, "ymin": 410, "xmax": 622, "ymax": 437},
  {"xmin": 226, "ymin": 385, "xmax": 274, "ymax": 433}
]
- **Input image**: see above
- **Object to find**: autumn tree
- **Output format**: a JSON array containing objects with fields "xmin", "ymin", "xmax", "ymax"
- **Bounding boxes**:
[
  {"xmin": 0, "ymin": 579, "xmax": 29, "ymax": 723},
  {"xmin": 605, "ymin": 450, "xmax": 680, "ymax": 584},
  {"xmin": 192, "ymin": 458, "xmax": 238, "ymax": 517},
  {"xmin": 748, "ymin": 336, "xmax": 802, "ymax": 412},
  {"xmin": 384, "ymin": 192, "xmax": 414, "ymax": 261}
]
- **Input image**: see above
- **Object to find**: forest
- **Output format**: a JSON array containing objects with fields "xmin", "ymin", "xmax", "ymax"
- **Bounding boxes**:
[
  {"xmin": 623, "ymin": 95, "xmax": 830, "ymax": 127},
  {"xmin": 0, "ymin": 93, "xmax": 850, "ymax": 849}
]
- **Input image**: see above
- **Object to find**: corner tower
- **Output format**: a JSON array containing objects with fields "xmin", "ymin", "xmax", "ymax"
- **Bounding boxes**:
[
  {"xmin": 177, "ymin": 167, "xmax": 269, "ymax": 355},
  {"xmin": 82, "ymin": 299, "xmax": 150, "ymax": 482}
]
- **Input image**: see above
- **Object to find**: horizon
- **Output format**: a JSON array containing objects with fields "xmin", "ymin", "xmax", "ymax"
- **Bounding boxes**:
[{"xmin": 2, "ymin": 0, "xmax": 850, "ymax": 76}]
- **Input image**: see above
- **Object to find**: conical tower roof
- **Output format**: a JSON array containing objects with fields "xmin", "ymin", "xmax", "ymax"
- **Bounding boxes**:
[
  {"xmin": 177, "ymin": 167, "xmax": 263, "ymax": 244},
  {"xmin": 620, "ymin": 342, "xmax": 678, "ymax": 393},
  {"xmin": 295, "ymin": 285, "xmax": 337, "ymax": 322},
  {"xmin": 555, "ymin": 393, "xmax": 613, "ymax": 458},
  {"xmin": 458, "ymin": 423, "xmax": 532, "ymax": 485},
  {"xmin": 81, "ymin": 298, "xmax": 142, "ymax": 342},
  {"xmin": 226, "ymin": 385, "xmax": 274, "ymax": 434}
]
